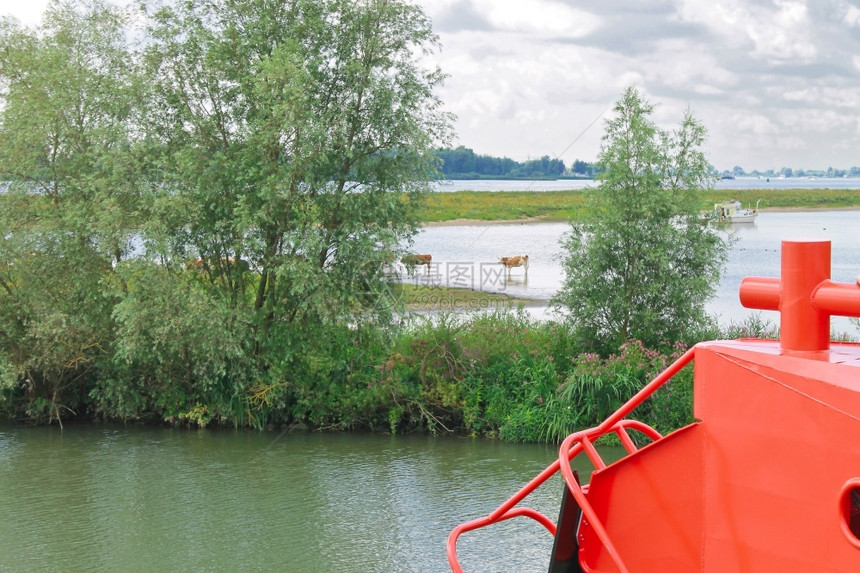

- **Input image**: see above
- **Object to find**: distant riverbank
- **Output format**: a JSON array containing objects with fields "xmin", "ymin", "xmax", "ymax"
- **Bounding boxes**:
[
  {"xmin": 759, "ymin": 205, "xmax": 860, "ymax": 212},
  {"xmin": 420, "ymin": 188, "xmax": 860, "ymax": 224},
  {"xmin": 422, "ymin": 204, "xmax": 860, "ymax": 227},
  {"xmin": 400, "ymin": 283, "xmax": 545, "ymax": 310},
  {"xmin": 424, "ymin": 216, "xmax": 548, "ymax": 227}
]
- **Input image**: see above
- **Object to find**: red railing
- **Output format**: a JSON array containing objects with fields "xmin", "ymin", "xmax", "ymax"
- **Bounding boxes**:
[{"xmin": 447, "ymin": 346, "xmax": 696, "ymax": 573}]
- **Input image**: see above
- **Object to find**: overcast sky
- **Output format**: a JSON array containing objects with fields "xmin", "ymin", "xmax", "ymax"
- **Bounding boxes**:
[
  {"xmin": 5, "ymin": 0, "xmax": 860, "ymax": 172},
  {"xmin": 417, "ymin": 0, "xmax": 860, "ymax": 172}
]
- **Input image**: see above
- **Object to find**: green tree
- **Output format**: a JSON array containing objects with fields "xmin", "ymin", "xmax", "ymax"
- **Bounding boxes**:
[
  {"xmin": 0, "ymin": 0, "xmax": 451, "ymax": 426},
  {"xmin": 571, "ymin": 159, "xmax": 589, "ymax": 174},
  {"xmin": 0, "ymin": 1, "xmax": 139, "ymax": 423},
  {"xmin": 117, "ymin": 0, "xmax": 452, "ymax": 424},
  {"xmin": 551, "ymin": 87, "xmax": 729, "ymax": 353}
]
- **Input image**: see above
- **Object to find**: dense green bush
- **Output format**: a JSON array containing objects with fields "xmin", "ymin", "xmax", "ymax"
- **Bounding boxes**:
[
  {"xmin": 0, "ymin": 284, "xmax": 788, "ymax": 442},
  {"xmin": 358, "ymin": 310, "xmax": 708, "ymax": 443}
]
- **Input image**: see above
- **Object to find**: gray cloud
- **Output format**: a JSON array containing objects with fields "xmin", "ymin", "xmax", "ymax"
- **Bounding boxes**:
[
  {"xmin": 431, "ymin": 0, "xmax": 495, "ymax": 33},
  {"xmin": 555, "ymin": 0, "xmax": 677, "ymax": 16},
  {"xmin": 565, "ymin": 15, "xmax": 713, "ymax": 55}
]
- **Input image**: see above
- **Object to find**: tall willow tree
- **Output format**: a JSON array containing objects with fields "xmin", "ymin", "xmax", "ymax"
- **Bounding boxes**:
[
  {"xmin": 111, "ymin": 0, "xmax": 452, "ymax": 425},
  {"xmin": 552, "ymin": 87, "xmax": 729, "ymax": 353}
]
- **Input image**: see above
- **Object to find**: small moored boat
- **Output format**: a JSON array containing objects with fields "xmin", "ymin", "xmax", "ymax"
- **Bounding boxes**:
[
  {"xmin": 448, "ymin": 239, "xmax": 860, "ymax": 573},
  {"xmin": 714, "ymin": 199, "xmax": 759, "ymax": 223}
]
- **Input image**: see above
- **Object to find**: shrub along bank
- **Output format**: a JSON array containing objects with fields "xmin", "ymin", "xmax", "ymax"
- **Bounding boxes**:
[
  {"xmin": 0, "ymin": 306, "xmax": 781, "ymax": 443},
  {"xmin": 331, "ymin": 310, "xmax": 778, "ymax": 443}
]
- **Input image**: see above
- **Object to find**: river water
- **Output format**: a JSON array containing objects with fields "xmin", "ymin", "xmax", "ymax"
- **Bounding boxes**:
[
  {"xmin": 0, "ymin": 425, "xmax": 624, "ymax": 572},
  {"xmin": 432, "ymin": 176, "xmax": 860, "ymax": 192},
  {"xmin": 407, "ymin": 209, "xmax": 860, "ymax": 336}
]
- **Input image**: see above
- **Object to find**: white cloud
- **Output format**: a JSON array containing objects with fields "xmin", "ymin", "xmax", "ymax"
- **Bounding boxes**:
[
  {"xmin": 643, "ymin": 40, "xmax": 739, "ymax": 95},
  {"xmin": 797, "ymin": 109, "xmax": 851, "ymax": 133},
  {"xmin": 692, "ymin": 84, "xmax": 725, "ymax": 95},
  {"xmin": 846, "ymin": 5, "xmax": 860, "ymax": 27},
  {"xmin": 782, "ymin": 86, "xmax": 860, "ymax": 109},
  {"xmin": 678, "ymin": 0, "xmax": 816, "ymax": 62},
  {"xmin": 746, "ymin": 1, "xmax": 816, "ymax": 62},
  {"xmin": 734, "ymin": 113, "xmax": 780, "ymax": 136},
  {"xmin": 0, "ymin": 0, "xmax": 49, "ymax": 26},
  {"xmin": 476, "ymin": 0, "xmax": 600, "ymax": 37},
  {"xmin": 677, "ymin": 0, "xmax": 747, "ymax": 27}
]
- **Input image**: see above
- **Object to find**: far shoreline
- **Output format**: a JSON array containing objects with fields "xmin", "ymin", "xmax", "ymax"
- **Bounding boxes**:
[
  {"xmin": 422, "ymin": 205, "xmax": 860, "ymax": 227},
  {"xmin": 423, "ymin": 216, "xmax": 552, "ymax": 227},
  {"xmin": 758, "ymin": 205, "xmax": 860, "ymax": 212}
]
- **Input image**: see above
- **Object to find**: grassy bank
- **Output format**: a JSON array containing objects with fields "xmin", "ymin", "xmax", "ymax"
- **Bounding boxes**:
[
  {"xmin": 399, "ymin": 284, "xmax": 543, "ymax": 311},
  {"xmin": 701, "ymin": 187, "xmax": 860, "ymax": 210},
  {"xmin": 421, "ymin": 190, "xmax": 587, "ymax": 222},
  {"xmin": 420, "ymin": 187, "xmax": 860, "ymax": 223}
]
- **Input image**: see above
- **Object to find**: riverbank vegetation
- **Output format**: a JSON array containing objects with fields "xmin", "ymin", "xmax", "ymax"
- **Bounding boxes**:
[
  {"xmin": 399, "ymin": 284, "xmax": 542, "ymax": 311},
  {"xmin": 0, "ymin": 298, "xmax": 781, "ymax": 442},
  {"xmin": 1, "ymin": 1, "xmax": 843, "ymax": 444},
  {"xmin": 420, "ymin": 187, "xmax": 860, "ymax": 223},
  {"xmin": 433, "ymin": 145, "xmax": 860, "ymax": 182},
  {"xmin": 421, "ymin": 189, "xmax": 589, "ymax": 222},
  {"xmin": 370, "ymin": 312, "xmax": 779, "ymax": 442}
]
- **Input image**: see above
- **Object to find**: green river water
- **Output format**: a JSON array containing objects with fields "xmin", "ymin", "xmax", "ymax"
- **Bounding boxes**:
[{"xmin": 0, "ymin": 424, "xmax": 624, "ymax": 572}]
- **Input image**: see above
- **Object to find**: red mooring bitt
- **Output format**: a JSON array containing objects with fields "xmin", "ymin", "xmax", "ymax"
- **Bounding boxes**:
[{"xmin": 739, "ymin": 239, "xmax": 860, "ymax": 352}]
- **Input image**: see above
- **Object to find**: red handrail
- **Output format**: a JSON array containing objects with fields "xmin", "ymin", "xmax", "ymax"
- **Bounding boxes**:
[{"xmin": 447, "ymin": 346, "xmax": 696, "ymax": 573}]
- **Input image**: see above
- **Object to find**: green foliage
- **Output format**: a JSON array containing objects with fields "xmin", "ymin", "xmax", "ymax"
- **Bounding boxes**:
[
  {"xmin": 103, "ymin": 261, "xmax": 256, "ymax": 424},
  {"xmin": 564, "ymin": 339, "xmax": 695, "ymax": 436},
  {"xmin": 353, "ymin": 311, "xmax": 695, "ymax": 443},
  {"xmin": 0, "ymin": 0, "xmax": 452, "ymax": 426},
  {"xmin": 0, "ymin": 6, "xmax": 805, "ymax": 442},
  {"xmin": 435, "ymin": 146, "xmax": 566, "ymax": 179},
  {"xmin": 0, "ymin": 221, "xmax": 119, "ymax": 426},
  {"xmin": 495, "ymin": 337, "xmax": 695, "ymax": 443},
  {"xmin": 138, "ymin": 0, "xmax": 452, "ymax": 381},
  {"xmin": 0, "ymin": 1, "xmax": 140, "ymax": 425},
  {"xmin": 552, "ymin": 87, "xmax": 731, "ymax": 352},
  {"xmin": 416, "ymin": 187, "xmax": 860, "ymax": 224},
  {"xmin": 719, "ymin": 315, "xmax": 780, "ymax": 340},
  {"xmin": 638, "ymin": 367, "xmax": 695, "ymax": 435}
]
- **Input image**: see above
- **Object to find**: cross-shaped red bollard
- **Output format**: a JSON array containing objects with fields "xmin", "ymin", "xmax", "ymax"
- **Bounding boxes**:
[{"xmin": 739, "ymin": 240, "xmax": 860, "ymax": 352}]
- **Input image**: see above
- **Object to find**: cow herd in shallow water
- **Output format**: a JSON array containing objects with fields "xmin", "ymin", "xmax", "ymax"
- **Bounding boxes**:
[
  {"xmin": 399, "ymin": 252, "xmax": 529, "ymax": 276},
  {"xmin": 182, "ymin": 251, "xmax": 531, "ymax": 281}
]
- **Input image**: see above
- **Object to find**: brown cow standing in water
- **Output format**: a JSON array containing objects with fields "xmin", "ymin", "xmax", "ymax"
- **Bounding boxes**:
[
  {"xmin": 401, "ymin": 253, "xmax": 432, "ymax": 273},
  {"xmin": 499, "ymin": 254, "xmax": 528, "ymax": 276}
]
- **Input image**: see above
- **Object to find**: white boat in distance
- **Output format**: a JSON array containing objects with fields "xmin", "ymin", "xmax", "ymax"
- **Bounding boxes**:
[{"xmin": 714, "ymin": 199, "xmax": 760, "ymax": 223}]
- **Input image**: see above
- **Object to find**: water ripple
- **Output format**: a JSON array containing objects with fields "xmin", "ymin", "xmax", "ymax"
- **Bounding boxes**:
[{"xmin": 0, "ymin": 427, "xmax": 621, "ymax": 572}]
